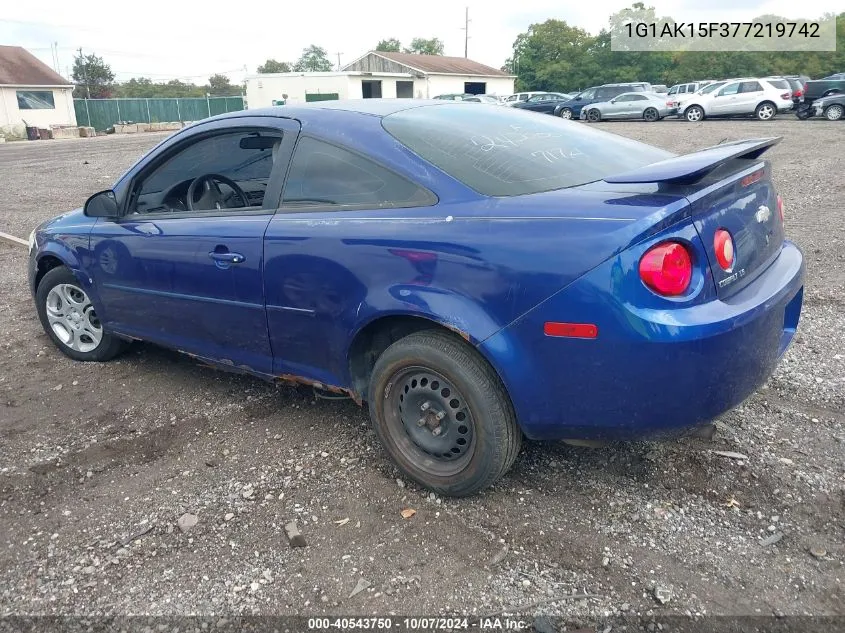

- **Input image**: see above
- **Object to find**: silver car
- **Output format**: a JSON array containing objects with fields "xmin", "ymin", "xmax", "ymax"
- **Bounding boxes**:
[{"xmin": 579, "ymin": 92, "xmax": 671, "ymax": 122}]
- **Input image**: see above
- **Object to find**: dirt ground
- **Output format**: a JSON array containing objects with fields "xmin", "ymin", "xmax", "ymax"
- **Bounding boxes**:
[{"xmin": 0, "ymin": 119, "xmax": 843, "ymax": 627}]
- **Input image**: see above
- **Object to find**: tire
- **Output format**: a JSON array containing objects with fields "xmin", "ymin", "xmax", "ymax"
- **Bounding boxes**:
[
  {"xmin": 35, "ymin": 266, "xmax": 126, "ymax": 362},
  {"xmin": 586, "ymin": 109, "xmax": 601, "ymax": 122},
  {"xmin": 824, "ymin": 104, "xmax": 844, "ymax": 121},
  {"xmin": 559, "ymin": 108, "xmax": 573, "ymax": 119},
  {"xmin": 643, "ymin": 107, "xmax": 659, "ymax": 122},
  {"xmin": 755, "ymin": 101, "xmax": 777, "ymax": 120},
  {"xmin": 685, "ymin": 105, "xmax": 704, "ymax": 122},
  {"xmin": 368, "ymin": 330, "xmax": 522, "ymax": 497}
]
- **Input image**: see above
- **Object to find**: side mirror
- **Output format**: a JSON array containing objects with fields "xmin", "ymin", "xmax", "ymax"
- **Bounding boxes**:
[{"xmin": 84, "ymin": 190, "xmax": 119, "ymax": 218}]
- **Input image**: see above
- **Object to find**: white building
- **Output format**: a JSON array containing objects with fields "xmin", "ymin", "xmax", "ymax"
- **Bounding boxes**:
[
  {"xmin": 245, "ymin": 51, "xmax": 515, "ymax": 109},
  {"xmin": 0, "ymin": 46, "xmax": 77, "ymax": 138}
]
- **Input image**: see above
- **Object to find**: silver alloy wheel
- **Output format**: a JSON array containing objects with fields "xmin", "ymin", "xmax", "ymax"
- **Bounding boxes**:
[
  {"xmin": 757, "ymin": 104, "xmax": 775, "ymax": 120},
  {"xmin": 686, "ymin": 106, "xmax": 703, "ymax": 122},
  {"xmin": 45, "ymin": 283, "xmax": 103, "ymax": 353},
  {"xmin": 560, "ymin": 108, "xmax": 572, "ymax": 119},
  {"xmin": 825, "ymin": 104, "xmax": 844, "ymax": 121}
]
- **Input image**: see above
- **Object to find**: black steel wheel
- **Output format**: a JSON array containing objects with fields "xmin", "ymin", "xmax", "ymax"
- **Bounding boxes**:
[
  {"xmin": 586, "ymin": 109, "xmax": 601, "ymax": 122},
  {"xmin": 643, "ymin": 107, "xmax": 659, "ymax": 122},
  {"xmin": 368, "ymin": 330, "xmax": 521, "ymax": 496}
]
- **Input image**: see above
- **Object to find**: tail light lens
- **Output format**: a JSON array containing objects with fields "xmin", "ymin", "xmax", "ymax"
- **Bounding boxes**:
[
  {"xmin": 794, "ymin": 88, "xmax": 803, "ymax": 97},
  {"xmin": 639, "ymin": 242, "xmax": 693, "ymax": 296},
  {"xmin": 713, "ymin": 229, "xmax": 735, "ymax": 271},
  {"xmin": 780, "ymin": 92, "xmax": 791, "ymax": 100},
  {"xmin": 777, "ymin": 194, "xmax": 784, "ymax": 223}
]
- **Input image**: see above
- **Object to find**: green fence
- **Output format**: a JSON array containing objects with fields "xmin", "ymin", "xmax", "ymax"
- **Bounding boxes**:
[
  {"xmin": 73, "ymin": 97, "xmax": 245, "ymax": 131},
  {"xmin": 305, "ymin": 93, "xmax": 339, "ymax": 102}
]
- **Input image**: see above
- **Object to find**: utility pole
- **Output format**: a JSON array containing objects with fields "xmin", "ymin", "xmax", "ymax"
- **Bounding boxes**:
[
  {"xmin": 77, "ymin": 47, "xmax": 90, "ymax": 98},
  {"xmin": 462, "ymin": 7, "xmax": 470, "ymax": 58},
  {"xmin": 336, "ymin": 52, "xmax": 343, "ymax": 71}
]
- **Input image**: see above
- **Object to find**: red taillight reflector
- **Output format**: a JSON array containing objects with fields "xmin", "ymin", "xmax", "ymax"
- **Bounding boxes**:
[
  {"xmin": 543, "ymin": 322, "xmax": 598, "ymax": 339},
  {"xmin": 639, "ymin": 242, "xmax": 693, "ymax": 296},
  {"xmin": 741, "ymin": 169, "xmax": 764, "ymax": 187},
  {"xmin": 714, "ymin": 229, "xmax": 735, "ymax": 271},
  {"xmin": 777, "ymin": 194, "xmax": 784, "ymax": 223}
]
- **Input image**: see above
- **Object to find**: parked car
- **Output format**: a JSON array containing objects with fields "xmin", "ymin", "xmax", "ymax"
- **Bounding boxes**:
[
  {"xmin": 678, "ymin": 78, "xmax": 793, "ymax": 121},
  {"xmin": 580, "ymin": 92, "xmax": 672, "ymax": 122},
  {"xmin": 809, "ymin": 93, "xmax": 845, "ymax": 120},
  {"xmin": 764, "ymin": 76, "xmax": 808, "ymax": 106},
  {"xmin": 651, "ymin": 84, "xmax": 669, "ymax": 94},
  {"xmin": 666, "ymin": 82, "xmax": 705, "ymax": 99},
  {"xmin": 671, "ymin": 79, "xmax": 755, "ymax": 111},
  {"xmin": 553, "ymin": 83, "xmax": 649, "ymax": 119},
  {"xmin": 503, "ymin": 91, "xmax": 546, "ymax": 105},
  {"xmin": 28, "ymin": 100, "xmax": 804, "ymax": 496},
  {"xmin": 461, "ymin": 95, "xmax": 503, "ymax": 104},
  {"xmin": 511, "ymin": 92, "xmax": 572, "ymax": 114},
  {"xmin": 432, "ymin": 93, "xmax": 473, "ymax": 101},
  {"xmin": 802, "ymin": 74, "xmax": 845, "ymax": 105}
]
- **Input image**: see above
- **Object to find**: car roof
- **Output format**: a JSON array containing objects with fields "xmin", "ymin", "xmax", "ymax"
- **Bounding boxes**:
[{"xmin": 217, "ymin": 99, "xmax": 447, "ymax": 121}]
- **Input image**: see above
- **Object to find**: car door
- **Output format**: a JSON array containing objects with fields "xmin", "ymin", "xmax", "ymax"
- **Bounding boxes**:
[
  {"xmin": 624, "ymin": 94, "xmax": 650, "ymax": 118},
  {"xmin": 736, "ymin": 80, "xmax": 764, "ymax": 114},
  {"xmin": 710, "ymin": 81, "xmax": 741, "ymax": 114},
  {"xmin": 88, "ymin": 117, "xmax": 299, "ymax": 373},
  {"xmin": 263, "ymin": 136, "xmax": 438, "ymax": 386},
  {"xmin": 603, "ymin": 94, "xmax": 630, "ymax": 118}
]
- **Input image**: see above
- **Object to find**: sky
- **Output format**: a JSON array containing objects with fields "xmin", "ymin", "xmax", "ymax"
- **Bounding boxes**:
[{"xmin": 0, "ymin": 0, "xmax": 839, "ymax": 85}]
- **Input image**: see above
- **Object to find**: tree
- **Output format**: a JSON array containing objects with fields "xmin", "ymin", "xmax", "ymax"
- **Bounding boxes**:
[
  {"xmin": 404, "ymin": 38, "xmax": 445, "ymax": 55},
  {"xmin": 72, "ymin": 51, "xmax": 114, "ymax": 98},
  {"xmin": 292, "ymin": 45, "xmax": 333, "ymax": 72},
  {"xmin": 376, "ymin": 38, "xmax": 401, "ymax": 52},
  {"xmin": 208, "ymin": 73, "xmax": 240, "ymax": 95},
  {"xmin": 257, "ymin": 59, "xmax": 291, "ymax": 73}
]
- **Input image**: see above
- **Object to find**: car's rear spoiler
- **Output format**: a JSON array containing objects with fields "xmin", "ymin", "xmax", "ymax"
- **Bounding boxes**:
[{"xmin": 604, "ymin": 137, "xmax": 782, "ymax": 185}]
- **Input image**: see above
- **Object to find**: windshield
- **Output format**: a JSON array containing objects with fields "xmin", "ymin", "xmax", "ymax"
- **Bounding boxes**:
[
  {"xmin": 699, "ymin": 82, "xmax": 726, "ymax": 95},
  {"xmin": 382, "ymin": 104, "xmax": 672, "ymax": 197}
]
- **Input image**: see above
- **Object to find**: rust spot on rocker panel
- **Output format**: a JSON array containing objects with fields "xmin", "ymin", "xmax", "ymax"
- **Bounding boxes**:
[{"xmin": 276, "ymin": 374, "xmax": 363, "ymax": 406}]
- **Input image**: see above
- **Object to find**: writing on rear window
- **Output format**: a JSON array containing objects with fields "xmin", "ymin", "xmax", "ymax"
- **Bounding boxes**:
[{"xmin": 383, "ymin": 104, "xmax": 671, "ymax": 197}]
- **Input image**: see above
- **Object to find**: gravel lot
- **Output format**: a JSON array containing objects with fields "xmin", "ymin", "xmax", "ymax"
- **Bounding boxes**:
[{"xmin": 0, "ymin": 119, "xmax": 843, "ymax": 626}]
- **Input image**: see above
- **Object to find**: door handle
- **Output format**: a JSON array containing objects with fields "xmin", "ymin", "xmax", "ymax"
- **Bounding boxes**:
[{"xmin": 209, "ymin": 251, "xmax": 246, "ymax": 264}]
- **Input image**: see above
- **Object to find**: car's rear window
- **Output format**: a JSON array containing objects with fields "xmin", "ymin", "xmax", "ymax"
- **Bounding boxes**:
[
  {"xmin": 382, "ymin": 104, "xmax": 672, "ymax": 197},
  {"xmin": 767, "ymin": 79, "xmax": 790, "ymax": 90}
]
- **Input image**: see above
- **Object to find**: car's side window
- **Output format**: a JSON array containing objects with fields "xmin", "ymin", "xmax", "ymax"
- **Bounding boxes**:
[
  {"xmin": 718, "ymin": 83, "xmax": 741, "ymax": 96},
  {"xmin": 130, "ymin": 130, "xmax": 283, "ymax": 216},
  {"xmin": 615, "ymin": 95, "xmax": 633, "ymax": 102},
  {"xmin": 630, "ymin": 95, "xmax": 648, "ymax": 101},
  {"xmin": 579, "ymin": 89, "xmax": 595, "ymax": 99},
  {"xmin": 280, "ymin": 137, "xmax": 434, "ymax": 210},
  {"xmin": 740, "ymin": 81, "xmax": 763, "ymax": 93}
]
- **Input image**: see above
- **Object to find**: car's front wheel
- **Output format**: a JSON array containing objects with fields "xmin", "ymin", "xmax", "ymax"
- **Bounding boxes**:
[
  {"xmin": 685, "ymin": 105, "xmax": 704, "ymax": 122},
  {"xmin": 586, "ymin": 109, "xmax": 601, "ymax": 122},
  {"xmin": 35, "ymin": 266, "xmax": 127, "ymax": 362},
  {"xmin": 824, "ymin": 104, "xmax": 844, "ymax": 121},
  {"xmin": 559, "ymin": 108, "xmax": 573, "ymax": 119},
  {"xmin": 368, "ymin": 330, "xmax": 522, "ymax": 497}
]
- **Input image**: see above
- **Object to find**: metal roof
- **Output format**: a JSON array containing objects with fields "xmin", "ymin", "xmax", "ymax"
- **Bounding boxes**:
[{"xmin": 355, "ymin": 51, "xmax": 511, "ymax": 77}]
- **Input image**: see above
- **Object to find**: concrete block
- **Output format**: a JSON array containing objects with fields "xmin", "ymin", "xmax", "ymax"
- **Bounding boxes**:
[
  {"xmin": 136, "ymin": 123, "xmax": 150, "ymax": 132},
  {"xmin": 51, "ymin": 127, "xmax": 80, "ymax": 139},
  {"xmin": 148, "ymin": 122, "xmax": 162, "ymax": 131},
  {"xmin": 78, "ymin": 126, "xmax": 96, "ymax": 138}
]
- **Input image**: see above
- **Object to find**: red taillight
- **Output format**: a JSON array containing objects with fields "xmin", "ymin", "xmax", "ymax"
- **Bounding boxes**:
[
  {"xmin": 713, "ymin": 229, "xmax": 735, "ymax": 271},
  {"xmin": 794, "ymin": 88, "xmax": 803, "ymax": 97},
  {"xmin": 777, "ymin": 194, "xmax": 784, "ymax": 223},
  {"xmin": 639, "ymin": 242, "xmax": 693, "ymax": 296}
]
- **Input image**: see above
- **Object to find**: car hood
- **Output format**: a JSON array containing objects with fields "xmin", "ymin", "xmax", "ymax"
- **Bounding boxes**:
[{"xmin": 38, "ymin": 207, "xmax": 89, "ymax": 233}]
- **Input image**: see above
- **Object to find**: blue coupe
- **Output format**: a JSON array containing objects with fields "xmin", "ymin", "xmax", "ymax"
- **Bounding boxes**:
[{"xmin": 28, "ymin": 100, "xmax": 804, "ymax": 496}]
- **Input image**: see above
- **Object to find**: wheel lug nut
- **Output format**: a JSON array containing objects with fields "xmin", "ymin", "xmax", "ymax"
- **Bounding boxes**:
[
  {"xmin": 420, "ymin": 402, "xmax": 430, "ymax": 412},
  {"xmin": 432, "ymin": 427, "xmax": 442, "ymax": 436},
  {"xmin": 417, "ymin": 418, "xmax": 426, "ymax": 427},
  {"xmin": 435, "ymin": 411, "xmax": 445, "ymax": 421}
]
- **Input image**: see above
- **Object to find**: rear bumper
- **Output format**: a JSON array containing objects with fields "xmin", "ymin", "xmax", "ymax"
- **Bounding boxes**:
[{"xmin": 480, "ymin": 241, "xmax": 805, "ymax": 441}]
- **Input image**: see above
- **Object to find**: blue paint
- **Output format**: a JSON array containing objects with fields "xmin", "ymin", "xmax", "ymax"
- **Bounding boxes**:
[{"xmin": 30, "ymin": 101, "xmax": 804, "ymax": 440}]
